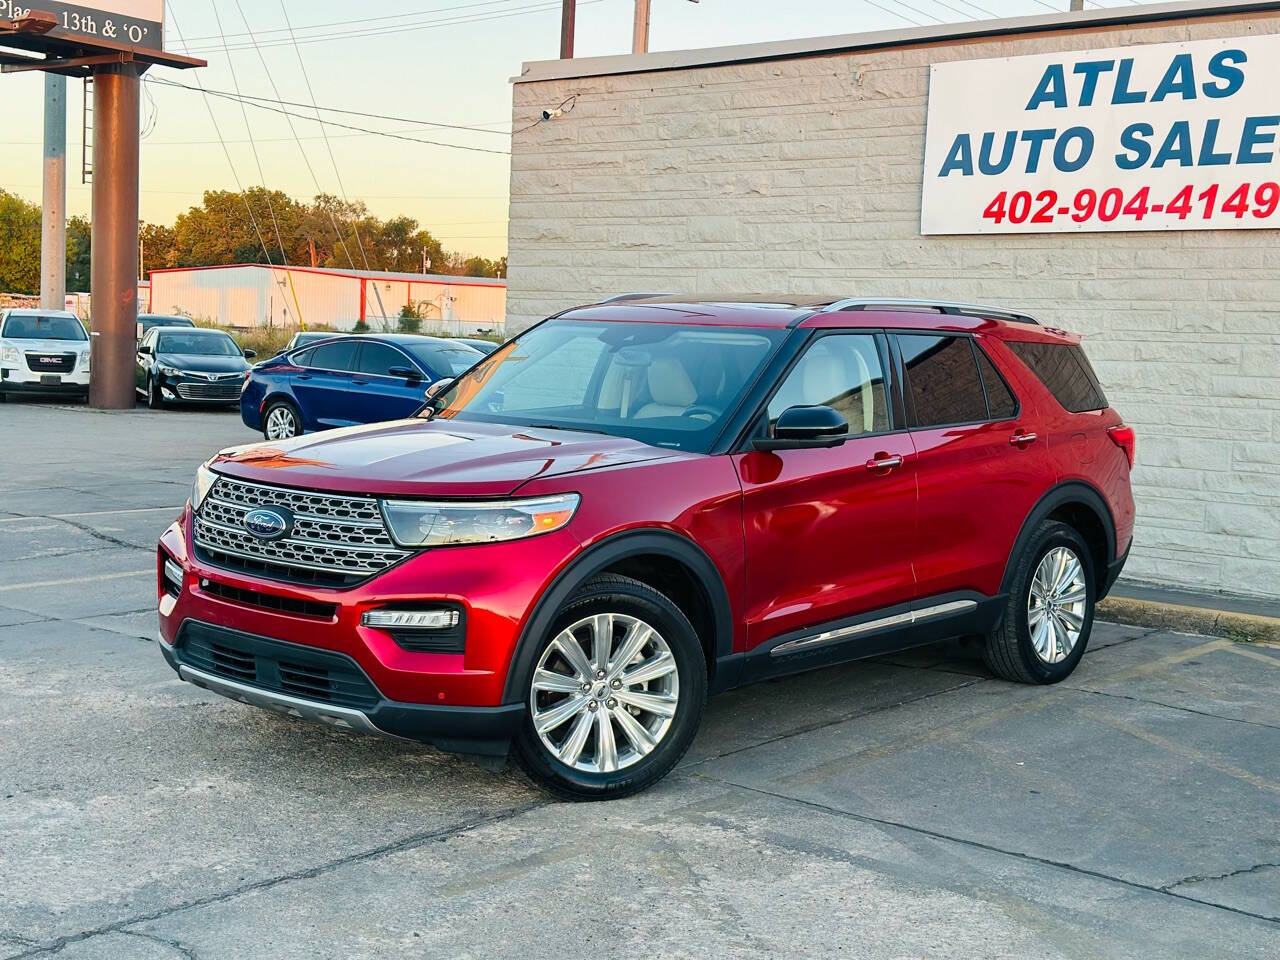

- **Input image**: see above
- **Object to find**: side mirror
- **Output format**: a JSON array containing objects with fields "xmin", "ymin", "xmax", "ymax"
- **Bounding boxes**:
[
  {"xmin": 424, "ymin": 377, "xmax": 453, "ymax": 399},
  {"xmin": 243, "ymin": 348, "xmax": 257, "ymax": 359},
  {"xmin": 753, "ymin": 405, "xmax": 849, "ymax": 452},
  {"xmin": 389, "ymin": 365, "xmax": 422, "ymax": 382},
  {"xmin": 138, "ymin": 344, "xmax": 153, "ymax": 356}
]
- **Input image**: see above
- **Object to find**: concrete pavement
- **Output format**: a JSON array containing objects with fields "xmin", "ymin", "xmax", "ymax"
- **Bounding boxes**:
[{"xmin": 1, "ymin": 401, "xmax": 1277, "ymax": 959}]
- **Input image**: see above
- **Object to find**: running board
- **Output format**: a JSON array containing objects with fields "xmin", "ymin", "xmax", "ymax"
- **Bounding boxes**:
[{"xmin": 770, "ymin": 600, "xmax": 979, "ymax": 657}]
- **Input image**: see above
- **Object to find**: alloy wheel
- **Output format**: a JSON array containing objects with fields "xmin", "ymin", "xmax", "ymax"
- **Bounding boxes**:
[
  {"xmin": 530, "ymin": 613, "xmax": 680, "ymax": 774},
  {"xmin": 1027, "ymin": 546, "xmax": 1088, "ymax": 665},
  {"xmin": 265, "ymin": 406, "xmax": 298, "ymax": 440}
]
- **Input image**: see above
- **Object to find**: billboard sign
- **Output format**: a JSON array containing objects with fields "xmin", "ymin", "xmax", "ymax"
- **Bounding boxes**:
[
  {"xmin": 0, "ymin": 1, "xmax": 163, "ymax": 51},
  {"xmin": 922, "ymin": 35, "xmax": 1280, "ymax": 234}
]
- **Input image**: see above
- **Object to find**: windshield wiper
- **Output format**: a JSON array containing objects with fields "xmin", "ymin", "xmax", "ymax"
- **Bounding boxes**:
[{"xmin": 525, "ymin": 423, "xmax": 609, "ymax": 436}]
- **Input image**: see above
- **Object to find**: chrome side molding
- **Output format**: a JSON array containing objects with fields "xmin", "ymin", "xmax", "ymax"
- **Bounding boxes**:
[{"xmin": 770, "ymin": 599, "xmax": 978, "ymax": 657}]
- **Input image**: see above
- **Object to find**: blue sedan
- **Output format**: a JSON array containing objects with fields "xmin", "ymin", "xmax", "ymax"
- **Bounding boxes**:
[{"xmin": 241, "ymin": 334, "xmax": 483, "ymax": 440}]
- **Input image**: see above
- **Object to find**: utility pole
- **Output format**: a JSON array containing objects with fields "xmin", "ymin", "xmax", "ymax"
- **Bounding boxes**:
[
  {"xmin": 632, "ymin": 0, "xmax": 651, "ymax": 54},
  {"xmin": 89, "ymin": 63, "xmax": 142, "ymax": 410},
  {"xmin": 1070, "ymin": 0, "xmax": 1084, "ymax": 9},
  {"xmin": 40, "ymin": 73, "xmax": 66, "ymax": 311},
  {"xmin": 560, "ymin": 0, "xmax": 575, "ymax": 58}
]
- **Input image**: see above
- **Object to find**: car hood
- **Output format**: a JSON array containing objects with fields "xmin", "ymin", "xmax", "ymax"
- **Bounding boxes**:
[
  {"xmin": 158, "ymin": 352, "xmax": 250, "ymax": 374},
  {"xmin": 3, "ymin": 338, "xmax": 88, "ymax": 351},
  {"xmin": 211, "ymin": 418, "xmax": 693, "ymax": 497}
]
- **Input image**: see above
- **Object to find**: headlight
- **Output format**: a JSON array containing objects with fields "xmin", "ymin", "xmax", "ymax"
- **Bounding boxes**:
[
  {"xmin": 80, "ymin": 350, "xmax": 91, "ymax": 371},
  {"xmin": 191, "ymin": 462, "xmax": 218, "ymax": 511},
  {"xmin": 160, "ymin": 365, "xmax": 181, "ymax": 377},
  {"xmin": 381, "ymin": 494, "xmax": 579, "ymax": 548},
  {"xmin": 0, "ymin": 346, "xmax": 18, "ymax": 366}
]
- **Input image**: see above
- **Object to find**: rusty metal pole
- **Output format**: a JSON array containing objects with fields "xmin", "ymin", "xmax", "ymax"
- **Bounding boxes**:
[
  {"xmin": 89, "ymin": 63, "xmax": 141, "ymax": 410},
  {"xmin": 559, "ymin": 0, "xmax": 575, "ymax": 58}
]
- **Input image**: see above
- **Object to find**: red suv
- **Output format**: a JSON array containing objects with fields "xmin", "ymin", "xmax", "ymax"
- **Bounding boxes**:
[{"xmin": 157, "ymin": 297, "xmax": 1135, "ymax": 800}]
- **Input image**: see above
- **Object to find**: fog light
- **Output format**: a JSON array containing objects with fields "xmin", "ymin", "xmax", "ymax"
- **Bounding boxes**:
[
  {"xmin": 361, "ymin": 609, "xmax": 460, "ymax": 630},
  {"xmin": 162, "ymin": 557, "xmax": 183, "ymax": 597}
]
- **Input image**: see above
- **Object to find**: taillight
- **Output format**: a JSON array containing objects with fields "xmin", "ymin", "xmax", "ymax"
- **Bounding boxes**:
[{"xmin": 1108, "ymin": 424, "xmax": 1136, "ymax": 469}]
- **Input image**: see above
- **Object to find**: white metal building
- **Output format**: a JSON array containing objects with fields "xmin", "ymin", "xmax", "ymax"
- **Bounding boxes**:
[
  {"xmin": 506, "ymin": 0, "xmax": 1280, "ymax": 602},
  {"xmin": 148, "ymin": 264, "xmax": 507, "ymax": 336}
]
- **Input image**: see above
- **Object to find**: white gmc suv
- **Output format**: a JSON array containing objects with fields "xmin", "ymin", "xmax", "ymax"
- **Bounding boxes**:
[{"xmin": 0, "ymin": 309, "xmax": 91, "ymax": 402}]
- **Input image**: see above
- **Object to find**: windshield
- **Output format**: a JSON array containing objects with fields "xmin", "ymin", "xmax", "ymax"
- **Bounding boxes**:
[
  {"xmin": 402, "ymin": 341, "xmax": 483, "ymax": 376},
  {"xmin": 2, "ymin": 313, "xmax": 87, "ymax": 342},
  {"xmin": 158, "ymin": 332, "xmax": 243, "ymax": 357},
  {"xmin": 428, "ymin": 319, "xmax": 785, "ymax": 452}
]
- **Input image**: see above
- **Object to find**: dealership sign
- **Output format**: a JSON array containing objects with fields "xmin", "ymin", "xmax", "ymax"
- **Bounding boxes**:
[
  {"xmin": 922, "ymin": 35, "xmax": 1280, "ymax": 234},
  {"xmin": 0, "ymin": 1, "xmax": 163, "ymax": 50}
]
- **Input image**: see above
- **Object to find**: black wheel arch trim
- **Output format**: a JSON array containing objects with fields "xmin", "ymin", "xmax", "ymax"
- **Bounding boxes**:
[
  {"xmin": 501, "ymin": 528, "xmax": 736, "ymax": 704},
  {"xmin": 1001, "ymin": 481, "xmax": 1117, "ymax": 596}
]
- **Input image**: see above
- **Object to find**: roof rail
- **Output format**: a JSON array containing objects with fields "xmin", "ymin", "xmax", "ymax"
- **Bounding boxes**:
[
  {"xmin": 595, "ymin": 292, "xmax": 675, "ymax": 304},
  {"xmin": 820, "ymin": 298, "xmax": 1039, "ymax": 325}
]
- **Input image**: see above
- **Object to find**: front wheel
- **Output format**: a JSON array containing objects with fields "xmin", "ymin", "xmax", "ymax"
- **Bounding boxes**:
[
  {"xmin": 984, "ymin": 520, "xmax": 1096, "ymax": 684},
  {"xmin": 512, "ymin": 574, "xmax": 707, "ymax": 801},
  {"xmin": 147, "ymin": 375, "xmax": 164, "ymax": 409}
]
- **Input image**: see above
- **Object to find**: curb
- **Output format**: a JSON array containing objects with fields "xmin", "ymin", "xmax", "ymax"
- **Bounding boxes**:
[{"xmin": 1099, "ymin": 595, "xmax": 1280, "ymax": 643}]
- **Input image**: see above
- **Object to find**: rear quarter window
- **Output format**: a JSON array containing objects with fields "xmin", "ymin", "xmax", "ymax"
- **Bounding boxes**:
[{"xmin": 1008, "ymin": 341, "xmax": 1107, "ymax": 413}]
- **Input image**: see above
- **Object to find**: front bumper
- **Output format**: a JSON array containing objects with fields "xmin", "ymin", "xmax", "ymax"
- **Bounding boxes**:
[
  {"xmin": 157, "ymin": 624, "xmax": 523, "ymax": 755},
  {"xmin": 1, "ymin": 367, "xmax": 90, "ymax": 396},
  {"xmin": 157, "ymin": 372, "xmax": 244, "ymax": 404},
  {"xmin": 158, "ymin": 507, "xmax": 576, "ymax": 747}
]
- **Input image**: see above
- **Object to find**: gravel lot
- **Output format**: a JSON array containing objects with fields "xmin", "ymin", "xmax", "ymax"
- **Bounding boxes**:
[{"xmin": 1, "ymin": 400, "xmax": 1277, "ymax": 959}]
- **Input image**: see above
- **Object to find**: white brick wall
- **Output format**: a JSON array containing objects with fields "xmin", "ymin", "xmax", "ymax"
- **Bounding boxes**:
[{"xmin": 507, "ymin": 14, "xmax": 1280, "ymax": 601}]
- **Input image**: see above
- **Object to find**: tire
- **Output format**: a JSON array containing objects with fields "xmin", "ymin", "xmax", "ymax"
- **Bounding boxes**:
[
  {"xmin": 512, "ymin": 574, "xmax": 707, "ymax": 801},
  {"xmin": 263, "ymin": 399, "xmax": 302, "ymax": 441},
  {"xmin": 984, "ymin": 520, "xmax": 1096, "ymax": 684},
  {"xmin": 147, "ymin": 375, "xmax": 164, "ymax": 409}
]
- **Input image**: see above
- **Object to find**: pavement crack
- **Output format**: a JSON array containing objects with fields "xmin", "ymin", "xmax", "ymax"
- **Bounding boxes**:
[
  {"xmin": 698, "ymin": 775, "xmax": 1280, "ymax": 926},
  {"xmin": 1162, "ymin": 862, "xmax": 1280, "ymax": 892},
  {"xmin": 1067, "ymin": 686, "xmax": 1280, "ymax": 731},
  {"xmin": 47, "ymin": 516, "xmax": 151, "ymax": 551},
  {"xmin": 119, "ymin": 930, "xmax": 199, "ymax": 960},
  {"xmin": 8, "ymin": 801, "xmax": 548, "ymax": 959}
]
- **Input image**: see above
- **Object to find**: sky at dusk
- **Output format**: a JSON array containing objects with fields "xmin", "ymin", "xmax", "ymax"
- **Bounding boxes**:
[{"xmin": 0, "ymin": 0, "xmax": 1111, "ymax": 261}]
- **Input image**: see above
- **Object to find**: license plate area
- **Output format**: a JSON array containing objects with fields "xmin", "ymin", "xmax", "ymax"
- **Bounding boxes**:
[{"xmin": 40, "ymin": 375, "xmax": 63, "ymax": 385}]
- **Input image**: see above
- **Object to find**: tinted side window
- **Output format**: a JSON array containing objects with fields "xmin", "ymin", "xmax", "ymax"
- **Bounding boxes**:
[
  {"xmin": 769, "ymin": 334, "xmax": 890, "ymax": 437},
  {"xmin": 292, "ymin": 348, "xmax": 313, "ymax": 367},
  {"xmin": 358, "ymin": 343, "xmax": 411, "ymax": 376},
  {"xmin": 309, "ymin": 341, "xmax": 359, "ymax": 372},
  {"xmin": 975, "ymin": 345, "xmax": 1018, "ymax": 420},
  {"xmin": 1008, "ymin": 341, "xmax": 1107, "ymax": 413},
  {"xmin": 899, "ymin": 335, "xmax": 988, "ymax": 427}
]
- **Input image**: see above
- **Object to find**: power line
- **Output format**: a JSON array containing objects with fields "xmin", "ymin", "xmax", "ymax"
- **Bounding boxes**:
[
  {"xmin": 145, "ymin": 78, "xmax": 513, "ymax": 156},
  {"xmin": 178, "ymin": 0, "xmax": 536, "ymax": 45},
  {"xmin": 145, "ymin": 78, "xmax": 511, "ymax": 136},
  {"xmin": 179, "ymin": 0, "xmax": 610, "ymax": 55}
]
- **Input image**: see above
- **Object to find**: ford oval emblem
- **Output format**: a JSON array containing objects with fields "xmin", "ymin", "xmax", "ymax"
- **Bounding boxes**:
[{"xmin": 243, "ymin": 507, "xmax": 291, "ymax": 541}]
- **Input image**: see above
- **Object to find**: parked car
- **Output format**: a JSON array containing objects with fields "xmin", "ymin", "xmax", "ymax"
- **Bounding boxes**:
[
  {"xmin": 453, "ymin": 337, "xmax": 501, "ymax": 356},
  {"xmin": 240, "ymin": 334, "xmax": 483, "ymax": 440},
  {"xmin": 137, "ymin": 313, "xmax": 195, "ymax": 339},
  {"xmin": 282, "ymin": 331, "xmax": 346, "ymax": 353},
  {"xmin": 0, "ymin": 308, "xmax": 90, "ymax": 402},
  {"xmin": 136, "ymin": 326, "xmax": 255, "ymax": 408},
  {"xmin": 159, "ymin": 296, "xmax": 1135, "ymax": 800}
]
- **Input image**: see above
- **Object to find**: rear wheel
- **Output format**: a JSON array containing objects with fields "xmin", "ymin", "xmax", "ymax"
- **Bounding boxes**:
[
  {"xmin": 512, "ymin": 574, "xmax": 706, "ymax": 801},
  {"xmin": 263, "ymin": 400, "xmax": 301, "ymax": 441},
  {"xmin": 984, "ymin": 521, "xmax": 1095, "ymax": 684}
]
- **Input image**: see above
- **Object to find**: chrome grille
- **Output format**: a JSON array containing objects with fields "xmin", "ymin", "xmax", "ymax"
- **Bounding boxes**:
[
  {"xmin": 176, "ymin": 381, "xmax": 241, "ymax": 401},
  {"xmin": 194, "ymin": 477, "xmax": 411, "ymax": 587}
]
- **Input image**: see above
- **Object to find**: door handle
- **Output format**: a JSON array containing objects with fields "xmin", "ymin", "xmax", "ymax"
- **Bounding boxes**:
[
  {"xmin": 352, "ymin": 379, "xmax": 369, "ymax": 386},
  {"xmin": 866, "ymin": 454, "xmax": 904, "ymax": 472},
  {"xmin": 296, "ymin": 374, "xmax": 312, "ymax": 381},
  {"xmin": 1010, "ymin": 431, "xmax": 1039, "ymax": 448}
]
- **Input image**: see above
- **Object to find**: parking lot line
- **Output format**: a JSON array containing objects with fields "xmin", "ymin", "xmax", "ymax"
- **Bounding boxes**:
[
  {"xmin": 0, "ymin": 570, "xmax": 154, "ymax": 593},
  {"xmin": 0, "ymin": 506, "xmax": 181, "ymax": 525}
]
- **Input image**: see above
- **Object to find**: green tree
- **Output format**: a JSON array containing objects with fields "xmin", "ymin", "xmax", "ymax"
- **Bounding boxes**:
[
  {"xmin": 66, "ymin": 216, "xmax": 92, "ymax": 292},
  {"xmin": 0, "ymin": 190, "xmax": 41, "ymax": 294},
  {"xmin": 397, "ymin": 303, "xmax": 422, "ymax": 334}
]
